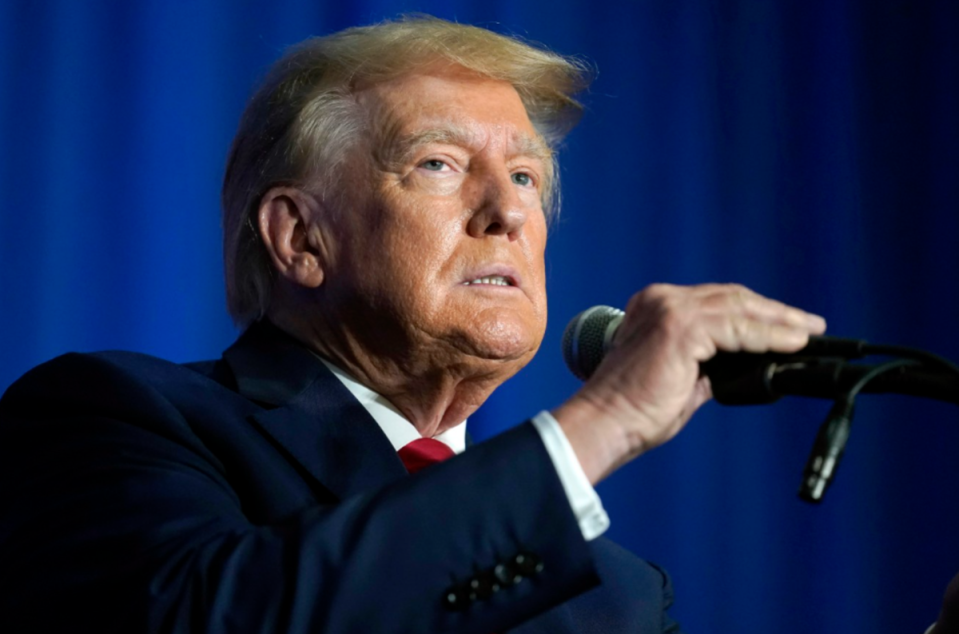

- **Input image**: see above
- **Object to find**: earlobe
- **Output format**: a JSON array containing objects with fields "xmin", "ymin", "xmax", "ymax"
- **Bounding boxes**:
[{"xmin": 257, "ymin": 187, "xmax": 326, "ymax": 289}]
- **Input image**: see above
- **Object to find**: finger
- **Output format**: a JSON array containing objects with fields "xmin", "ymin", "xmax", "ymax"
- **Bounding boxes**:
[
  {"xmin": 704, "ymin": 314, "xmax": 815, "ymax": 353},
  {"xmin": 689, "ymin": 375, "xmax": 713, "ymax": 411},
  {"xmin": 744, "ymin": 297, "xmax": 826, "ymax": 333},
  {"xmin": 698, "ymin": 285, "xmax": 826, "ymax": 333}
]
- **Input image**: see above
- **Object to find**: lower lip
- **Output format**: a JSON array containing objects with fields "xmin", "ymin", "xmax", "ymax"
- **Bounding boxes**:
[{"xmin": 460, "ymin": 282, "xmax": 519, "ymax": 290}]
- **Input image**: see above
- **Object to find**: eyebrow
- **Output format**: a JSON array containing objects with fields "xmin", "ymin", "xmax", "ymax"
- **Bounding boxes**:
[{"xmin": 375, "ymin": 122, "xmax": 553, "ymax": 169}]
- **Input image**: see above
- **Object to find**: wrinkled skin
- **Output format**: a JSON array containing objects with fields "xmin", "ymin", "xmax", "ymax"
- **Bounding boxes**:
[
  {"xmin": 261, "ymin": 66, "xmax": 549, "ymax": 435},
  {"xmin": 259, "ymin": 63, "xmax": 829, "ymax": 485}
]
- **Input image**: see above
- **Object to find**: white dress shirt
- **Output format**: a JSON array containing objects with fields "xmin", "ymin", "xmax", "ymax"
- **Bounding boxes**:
[{"xmin": 319, "ymin": 358, "xmax": 610, "ymax": 541}]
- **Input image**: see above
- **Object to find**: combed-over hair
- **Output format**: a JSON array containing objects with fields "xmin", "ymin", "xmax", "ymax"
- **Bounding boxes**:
[{"xmin": 222, "ymin": 15, "xmax": 591, "ymax": 326}]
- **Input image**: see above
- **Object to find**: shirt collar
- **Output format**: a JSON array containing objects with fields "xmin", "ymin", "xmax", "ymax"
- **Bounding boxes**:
[{"xmin": 316, "ymin": 356, "xmax": 467, "ymax": 455}]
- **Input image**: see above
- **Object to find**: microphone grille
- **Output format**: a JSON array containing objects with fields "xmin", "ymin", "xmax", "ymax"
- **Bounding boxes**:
[{"xmin": 562, "ymin": 306, "xmax": 625, "ymax": 380}]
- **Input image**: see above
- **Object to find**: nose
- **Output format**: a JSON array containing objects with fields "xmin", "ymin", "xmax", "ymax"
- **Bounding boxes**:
[{"xmin": 465, "ymin": 169, "xmax": 531, "ymax": 240}]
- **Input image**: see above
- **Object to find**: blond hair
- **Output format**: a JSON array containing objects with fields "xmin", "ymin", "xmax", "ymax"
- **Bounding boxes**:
[{"xmin": 222, "ymin": 15, "xmax": 591, "ymax": 326}]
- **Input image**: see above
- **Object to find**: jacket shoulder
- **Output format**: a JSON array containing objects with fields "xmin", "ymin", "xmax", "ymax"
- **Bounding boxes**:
[{"xmin": 0, "ymin": 350, "xmax": 240, "ymax": 446}]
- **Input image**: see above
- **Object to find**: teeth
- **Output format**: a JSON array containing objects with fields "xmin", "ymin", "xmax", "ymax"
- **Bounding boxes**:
[{"xmin": 465, "ymin": 276, "xmax": 512, "ymax": 286}]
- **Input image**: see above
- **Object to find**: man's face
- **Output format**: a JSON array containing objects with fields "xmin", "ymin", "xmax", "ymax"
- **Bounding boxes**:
[{"xmin": 315, "ymin": 66, "xmax": 549, "ymax": 374}]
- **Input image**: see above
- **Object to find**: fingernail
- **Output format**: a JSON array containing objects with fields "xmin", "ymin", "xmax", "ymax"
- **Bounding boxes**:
[{"xmin": 807, "ymin": 313, "xmax": 827, "ymax": 332}]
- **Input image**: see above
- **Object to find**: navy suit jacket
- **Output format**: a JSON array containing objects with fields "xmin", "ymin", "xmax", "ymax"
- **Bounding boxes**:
[{"xmin": 0, "ymin": 322, "xmax": 681, "ymax": 633}]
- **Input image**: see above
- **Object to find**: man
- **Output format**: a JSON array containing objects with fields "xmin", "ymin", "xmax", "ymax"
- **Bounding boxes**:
[
  {"xmin": 0, "ymin": 16, "xmax": 847, "ymax": 633},
  {"xmin": 930, "ymin": 574, "xmax": 959, "ymax": 633}
]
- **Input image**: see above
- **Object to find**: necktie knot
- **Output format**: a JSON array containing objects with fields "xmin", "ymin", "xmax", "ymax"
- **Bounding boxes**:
[{"xmin": 397, "ymin": 438, "xmax": 455, "ymax": 474}]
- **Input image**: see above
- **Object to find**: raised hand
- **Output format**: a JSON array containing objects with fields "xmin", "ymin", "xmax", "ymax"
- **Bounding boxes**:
[{"xmin": 555, "ymin": 283, "xmax": 826, "ymax": 484}]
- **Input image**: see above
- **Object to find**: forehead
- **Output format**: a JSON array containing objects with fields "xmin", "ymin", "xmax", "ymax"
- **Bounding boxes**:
[{"xmin": 356, "ymin": 68, "xmax": 545, "ymax": 155}]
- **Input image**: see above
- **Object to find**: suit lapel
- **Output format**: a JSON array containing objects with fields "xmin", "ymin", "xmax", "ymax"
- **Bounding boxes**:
[
  {"xmin": 251, "ymin": 371, "xmax": 409, "ymax": 499},
  {"xmin": 223, "ymin": 322, "xmax": 408, "ymax": 501}
]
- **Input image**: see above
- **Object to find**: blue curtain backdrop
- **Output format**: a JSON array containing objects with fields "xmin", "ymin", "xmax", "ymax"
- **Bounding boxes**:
[{"xmin": 1, "ymin": 1, "xmax": 957, "ymax": 632}]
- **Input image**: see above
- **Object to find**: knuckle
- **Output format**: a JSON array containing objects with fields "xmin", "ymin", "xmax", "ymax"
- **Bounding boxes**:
[
  {"xmin": 687, "ymin": 326, "xmax": 717, "ymax": 359},
  {"xmin": 720, "ymin": 283, "xmax": 751, "ymax": 304},
  {"xmin": 636, "ymin": 283, "xmax": 669, "ymax": 303},
  {"xmin": 730, "ymin": 316, "xmax": 749, "ymax": 341},
  {"xmin": 630, "ymin": 284, "xmax": 672, "ymax": 313},
  {"xmin": 730, "ymin": 285, "xmax": 752, "ymax": 306},
  {"xmin": 659, "ymin": 307, "xmax": 688, "ymax": 336}
]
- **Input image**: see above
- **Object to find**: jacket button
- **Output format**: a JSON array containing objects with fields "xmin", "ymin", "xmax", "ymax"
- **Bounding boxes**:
[
  {"xmin": 514, "ymin": 552, "xmax": 543, "ymax": 576},
  {"xmin": 494, "ymin": 562, "xmax": 522, "ymax": 587},
  {"xmin": 470, "ymin": 570, "xmax": 498, "ymax": 600},
  {"xmin": 443, "ymin": 584, "xmax": 471, "ymax": 611}
]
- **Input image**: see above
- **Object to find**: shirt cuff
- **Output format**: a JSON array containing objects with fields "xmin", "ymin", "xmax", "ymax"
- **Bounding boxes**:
[{"xmin": 531, "ymin": 410, "xmax": 610, "ymax": 541}]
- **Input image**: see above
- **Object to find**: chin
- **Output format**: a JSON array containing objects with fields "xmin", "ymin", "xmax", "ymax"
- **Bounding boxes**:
[{"xmin": 456, "ymin": 313, "xmax": 544, "ymax": 365}]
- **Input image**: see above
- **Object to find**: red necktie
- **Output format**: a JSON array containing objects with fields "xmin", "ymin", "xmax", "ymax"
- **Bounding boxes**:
[{"xmin": 397, "ymin": 438, "xmax": 455, "ymax": 474}]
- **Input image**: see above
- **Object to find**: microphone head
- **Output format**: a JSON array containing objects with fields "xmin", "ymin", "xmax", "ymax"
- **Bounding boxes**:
[{"xmin": 562, "ymin": 306, "xmax": 625, "ymax": 380}]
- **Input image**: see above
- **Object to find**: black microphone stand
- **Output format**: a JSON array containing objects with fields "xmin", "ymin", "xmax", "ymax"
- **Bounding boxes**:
[{"xmin": 701, "ymin": 337, "xmax": 959, "ymax": 502}]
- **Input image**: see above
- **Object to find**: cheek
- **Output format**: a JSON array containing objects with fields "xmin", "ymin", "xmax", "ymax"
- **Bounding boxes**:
[
  {"xmin": 366, "ymin": 219, "xmax": 462, "ymax": 309},
  {"xmin": 525, "ymin": 224, "xmax": 549, "ymax": 297},
  {"xmin": 378, "ymin": 203, "xmax": 463, "ymax": 275}
]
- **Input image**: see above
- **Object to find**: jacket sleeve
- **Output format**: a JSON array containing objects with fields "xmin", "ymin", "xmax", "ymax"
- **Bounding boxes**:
[{"xmin": 0, "ymin": 352, "xmax": 603, "ymax": 634}]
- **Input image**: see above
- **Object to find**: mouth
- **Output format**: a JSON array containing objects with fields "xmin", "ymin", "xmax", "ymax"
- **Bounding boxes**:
[{"xmin": 462, "ymin": 275, "xmax": 516, "ymax": 287}]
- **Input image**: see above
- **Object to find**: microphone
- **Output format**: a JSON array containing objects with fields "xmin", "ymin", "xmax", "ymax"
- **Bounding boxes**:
[
  {"xmin": 561, "ymin": 306, "xmax": 870, "ymax": 382},
  {"xmin": 797, "ymin": 399, "xmax": 854, "ymax": 502},
  {"xmin": 561, "ymin": 305, "xmax": 959, "ymax": 404},
  {"xmin": 561, "ymin": 306, "xmax": 625, "ymax": 381},
  {"xmin": 563, "ymin": 304, "xmax": 959, "ymax": 503},
  {"xmin": 563, "ymin": 305, "xmax": 866, "ymax": 384}
]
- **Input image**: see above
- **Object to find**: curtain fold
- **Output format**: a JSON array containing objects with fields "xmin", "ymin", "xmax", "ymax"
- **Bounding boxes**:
[{"xmin": 1, "ymin": 2, "xmax": 956, "ymax": 632}]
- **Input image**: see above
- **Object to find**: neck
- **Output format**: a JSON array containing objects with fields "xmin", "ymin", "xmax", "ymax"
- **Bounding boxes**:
[{"xmin": 267, "ymin": 306, "xmax": 525, "ymax": 438}]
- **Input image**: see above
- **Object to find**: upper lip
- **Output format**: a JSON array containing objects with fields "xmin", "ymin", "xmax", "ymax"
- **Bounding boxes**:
[{"xmin": 460, "ymin": 265, "xmax": 521, "ymax": 288}]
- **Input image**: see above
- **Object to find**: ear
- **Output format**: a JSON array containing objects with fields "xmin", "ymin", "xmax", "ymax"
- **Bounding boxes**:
[{"xmin": 257, "ymin": 186, "xmax": 326, "ymax": 289}]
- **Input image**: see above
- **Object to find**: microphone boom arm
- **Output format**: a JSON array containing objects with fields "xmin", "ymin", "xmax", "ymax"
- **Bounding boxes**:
[
  {"xmin": 563, "ymin": 306, "xmax": 959, "ymax": 502},
  {"xmin": 705, "ymin": 355, "xmax": 959, "ymax": 406}
]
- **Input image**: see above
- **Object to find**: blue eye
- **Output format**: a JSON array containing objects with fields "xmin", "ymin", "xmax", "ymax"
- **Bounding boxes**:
[
  {"xmin": 512, "ymin": 172, "xmax": 532, "ymax": 186},
  {"xmin": 421, "ymin": 160, "xmax": 446, "ymax": 171}
]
